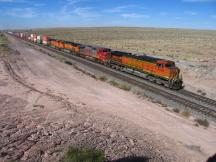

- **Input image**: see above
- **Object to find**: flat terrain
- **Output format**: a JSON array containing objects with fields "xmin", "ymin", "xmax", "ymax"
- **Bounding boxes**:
[
  {"xmin": 31, "ymin": 27, "xmax": 216, "ymax": 99},
  {"xmin": 33, "ymin": 27, "xmax": 216, "ymax": 61},
  {"xmin": 0, "ymin": 33, "xmax": 215, "ymax": 162}
]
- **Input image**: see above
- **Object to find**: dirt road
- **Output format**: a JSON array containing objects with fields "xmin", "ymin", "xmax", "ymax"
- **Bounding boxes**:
[{"xmin": 0, "ymin": 35, "xmax": 215, "ymax": 162}]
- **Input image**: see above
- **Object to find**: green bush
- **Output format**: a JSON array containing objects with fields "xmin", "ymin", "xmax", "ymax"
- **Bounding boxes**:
[{"xmin": 63, "ymin": 147, "xmax": 105, "ymax": 162}]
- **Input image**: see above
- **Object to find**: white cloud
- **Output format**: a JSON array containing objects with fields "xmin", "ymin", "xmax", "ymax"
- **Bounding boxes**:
[
  {"xmin": 121, "ymin": 13, "xmax": 150, "ymax": 18},
  {"xmin": 33, "ymin": 3, "xmax": 45, "ymax": 7},
  {"xmin": 0, "ymin": 0, "xmax": 27, "ymax": 2},
  {"xmin": 59, "ymin": 0, "xmax": 100, "ymax": 19},
  {"xmin": 0, "ymin": 0, "xmax": 44, "ymax": 6},
  {"xmin": 73, "ymin": 7, "xmax": 100, "ymax": 18},
  {"xmin": 104, "ymin": 5, "xmax": 136, "ymax": 13},
  {"xmin": 184, "ymin": 11, "xmax": 198, "ymax": 15},
  {"xmin": 6, "ymin": 8, "xmax": 37, "ymax": 18},
  {"xmin": 66, "ymin": 0, "xmax": 91, "ymax": 5},
  {"xmin": 59, "ymin": 5, "xmax": 100, "ymax": 19},
  {"xmin": 183, "ymin": 0, "xmax": 216, "ymax": 2},
  {"xmin": 66, "ymin": 0, "xmax": 80, "ymax": 5}
]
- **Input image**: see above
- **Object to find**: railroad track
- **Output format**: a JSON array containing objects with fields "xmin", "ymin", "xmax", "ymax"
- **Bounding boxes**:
[
  {"xmin": 10, "ymin": 34, "xmax": 216, "ymax": 120},
  {"xmin": 179, "ymin": 89, "xmax": 216, "ymax": 107}
]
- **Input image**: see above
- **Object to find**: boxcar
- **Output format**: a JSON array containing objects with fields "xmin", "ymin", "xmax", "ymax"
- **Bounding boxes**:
[
  {"xmin": 42, "ymin": 36, "xmax": 49, "ymax": 45},
  {"xmin": 37, "ymin": 35, "xmax": 42, "ymax": 44},
  {"xmin": 20, "ymin": 33, "xmax": 24, "ymax": 38},
  {"xmin": 33, "ymin": 34, "xmax": 37, "ymax": 43},
  {"xmin": 30, "ymin": 34, "xmax": 34, "ymax": 41}
]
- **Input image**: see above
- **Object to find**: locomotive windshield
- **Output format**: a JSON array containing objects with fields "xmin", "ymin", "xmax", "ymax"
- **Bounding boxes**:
[
  {"xmin": 103, "ymin": 49, "xmax": 111, "ymax": 52},
  {"xmin": 165, "ymin": 62, "xmax": 175, "ymax": 68}
]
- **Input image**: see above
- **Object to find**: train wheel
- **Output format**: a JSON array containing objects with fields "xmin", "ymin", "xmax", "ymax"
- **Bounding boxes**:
[
  {"xmin": 148, "ymin": 76, "xmax": 155, "ymax": 82},
  {"xmin": 120, "ymin": 67, "xmax": 124, "ymax": 71},
  {"xmin": 168, "ymin": 82, "xmax": 173, "ymax": 89},
  {"xmin": 156, "ymin": 79, "xmax": 162, "ymax": 85}
]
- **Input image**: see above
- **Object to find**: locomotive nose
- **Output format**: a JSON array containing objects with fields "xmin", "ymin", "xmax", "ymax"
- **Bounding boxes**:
[
  {"xmin": 174, "ymin": 67, "xmax": 183, "ymax": 82},
  {"xmin": 174, "ymin": 67, "xmax": 179, "ymax": 74},
  {"xmin": 170, "ymin": 67, "xmax": 180, "ymax": 79}
]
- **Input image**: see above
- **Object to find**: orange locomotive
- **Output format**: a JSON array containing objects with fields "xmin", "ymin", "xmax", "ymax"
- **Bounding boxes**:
[
  {"xmin": 50, "ymin": 39, "xmax": 65, "ymax": 49},
  {"xmin": 64, "ymin": 41, "xmax": 80, "ymax": 53},
  {"xmin": 50, "ymin": 39, "xmax": 81, "ymax": 53},
  {"xmin": 110, "ymin": 51, "xmax": 182, "ymax": 89}
]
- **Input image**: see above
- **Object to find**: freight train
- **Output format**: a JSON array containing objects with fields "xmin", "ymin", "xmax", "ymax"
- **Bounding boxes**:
[{"xmin": 9, "ymin": 31, "xmax": 183, "ymax": 90}]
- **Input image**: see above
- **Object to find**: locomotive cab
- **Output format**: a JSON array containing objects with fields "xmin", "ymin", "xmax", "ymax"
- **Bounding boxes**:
[
  {"xmin": 165, "ymin": 61, "xmax": 175, "ymax": 68},
  {"xmin": 157, "ymin": 60, "xmax": 175, "ymax": 68},
  {"xmin": 156, "ymin": 60, "xmax": 183, "ymax": 89},
  {"xmin": 97, "ymin": 48, "xmax": 111, "ymax": 62}
]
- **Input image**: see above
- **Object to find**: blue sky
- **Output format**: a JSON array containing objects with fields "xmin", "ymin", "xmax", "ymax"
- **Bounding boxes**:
[{"xmin": 0, "ymin": 0, "xmax": 215, "ymax": 30}]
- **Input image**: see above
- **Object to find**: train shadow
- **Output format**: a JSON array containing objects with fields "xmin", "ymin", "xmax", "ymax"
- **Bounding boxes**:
[
  {"xmin": 111, "ymin": 156, "xmax": 149, "ymax": 162},
  {"xmin": 206, "ymin": 153, "xmax": 216, "ymax": 162}
]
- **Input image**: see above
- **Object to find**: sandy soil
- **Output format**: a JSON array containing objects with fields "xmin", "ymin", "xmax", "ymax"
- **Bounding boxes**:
[
  {"xmin": 0, "ymin": 34, "xmax": 216, "ymax": 162},
  {"xmin": 178, "ymin": 60, "xmax": 216, "ymax": 100}
]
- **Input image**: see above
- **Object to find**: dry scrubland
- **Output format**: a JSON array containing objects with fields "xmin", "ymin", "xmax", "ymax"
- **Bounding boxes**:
[{"xmin": 32, "ymin": 27, "xmax": 216, "ymax": 61}]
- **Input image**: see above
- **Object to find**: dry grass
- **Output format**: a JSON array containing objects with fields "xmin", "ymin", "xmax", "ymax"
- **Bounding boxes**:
[
  {"xmin": 96, "ymin": 75, "xmax": 107, "ymax": 82},
  {"xmin": 109, "ymin": 80, "xmax": 131, "ymax": 91},
  {"xmin": 173, "ymin": 108, "xmax": 180, "ymax": 113},
  {"xmin": 119, "ymin": 84, "xmax": 131, "ymax": 91},
  {"xmin": 0, "ymin": 33, "xmax": 10, "ymax": 57},
  {"xmin": 194, "ymin": 118, "xmax": 209, "ymax": 128},
  {"xmin": 109, "ymin": 80, "xmax": 119, "ymax": 87},
  {"xmin": 0, "ymin": 33, "xmax": 7, "ymax": 45},
  {"xmin": 181, "ymin": 111, "xmax": 191, "ymax": 118},
  {"xmin": 30, "ymin": 27, "xmax": 216, "ymax": 61},
  {"xmin": 185, "ymin": 145, "xmax": 201, "ymax": 152}
]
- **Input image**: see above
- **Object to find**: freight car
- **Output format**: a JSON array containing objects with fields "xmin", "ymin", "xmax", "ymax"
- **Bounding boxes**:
[
  {"xmin": 37, "ymin": 35, "xmax": 42, "ymax": 44},
  {"xmin": 10, "ymin": 31, "xmax": 183, "ymax": 89},
  {"xmin": 42, "ymin": 36, "xmax": 49, "ymax": 45}
]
